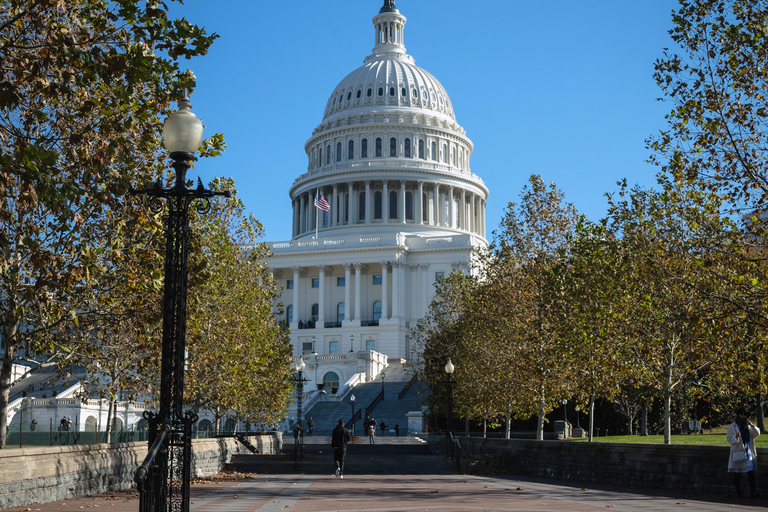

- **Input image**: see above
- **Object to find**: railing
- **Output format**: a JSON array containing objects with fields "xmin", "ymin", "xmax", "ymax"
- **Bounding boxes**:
[
  {"xmin": 348, "ymin": 408, "xmax": 362, "ymax": 431},
  {"xmin": 134, "ymin": 423, "xmax": 171, "ymax": 487},
  {"xmin": 324, "ymin": 321, "xmax": 342, "ymax": 328},
  {"xmin": 398, "ymin": 373, "xmax": 418, "ymax": 399},
  {"xmin": 365, "ymin": 389, "xmax": 384, "ymax": 417},
  {"xmin": 360, "ymin": 320, "xmax": 379, "ymax": 326},
  {"xmin": 449, "ymin": 432, "xmax": 462, "ymax": 471}
]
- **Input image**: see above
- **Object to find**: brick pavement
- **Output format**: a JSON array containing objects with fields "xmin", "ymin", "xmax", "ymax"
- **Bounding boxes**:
[{"xmin": 4, "ymin": 473, "xmax": 768, "ymax": 512}]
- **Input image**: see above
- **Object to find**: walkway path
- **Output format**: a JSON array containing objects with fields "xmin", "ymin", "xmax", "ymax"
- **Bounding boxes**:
[{"xmin": 5, "ymin": 473, "xmax": 767, "ymax": 512}]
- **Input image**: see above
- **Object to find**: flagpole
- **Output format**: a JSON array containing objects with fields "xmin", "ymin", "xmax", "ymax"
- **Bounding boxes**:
[{"xmin": 315, "ymin": 188, "xmax": 319, "ymax": 240}]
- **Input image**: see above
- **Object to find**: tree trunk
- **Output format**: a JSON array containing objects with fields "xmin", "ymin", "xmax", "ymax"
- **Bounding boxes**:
[
  {"xmin": 505, "ymin": 404, "xmax": 511, "ymax": 440},
  {"xmin": 588, "ymin": 392, "xmax": 595, "ymax": 443},
  {"xmin": 482, "ymin": 417, "xmax": 487, "ymax": 438},
  {"xmin": 536, "ymin": 384, "xmax": 546, "ymax": 441},
  {"xmin": 757, "ymin": 393, "xmax": 765, "ymax": 433},
  {"xmin": 0, "ymin": 319, "xmax": 19, "ymax": 449},
  {"xmin": 663, "ymin": 367, "xmax": 672, "ymax": 445},
  {"xmin": 103, "ymin": 398, "xmax": 114, "ymax": 443},
  {"xmin": 641, "ymin": 400, "xmax": 648, "ymax": 436}
]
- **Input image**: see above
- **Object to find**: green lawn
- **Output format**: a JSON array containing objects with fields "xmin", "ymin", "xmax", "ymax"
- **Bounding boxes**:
[{"xmin": 570, "ymin": 433, "xmax": 768, "ymax": 448}]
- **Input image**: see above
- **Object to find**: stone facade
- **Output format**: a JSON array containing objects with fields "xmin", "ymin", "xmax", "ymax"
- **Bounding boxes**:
[{"xmin": 0, "ymin": 433, "xmax": 282, "ymax": 510}]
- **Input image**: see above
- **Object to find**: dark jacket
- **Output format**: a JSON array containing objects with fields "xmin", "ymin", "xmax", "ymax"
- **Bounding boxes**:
[{"xmin": 331, "ymin": 424, "xmax": 351, "ymax": 449}]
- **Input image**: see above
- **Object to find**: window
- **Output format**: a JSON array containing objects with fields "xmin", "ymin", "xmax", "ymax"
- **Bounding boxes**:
[
  {"xmin": 356, "ymin": 89, "xmax": 362, "ymax": 99},
  {"xmin": 431, "ymin": 141, "xmax": 437, "ymax": 160},
  {"xmin": 358, "ymin": 191, "xmax": 366, "ymax": 221},
  {"xmin": 361, "ymin": 138, "xmax": 368, "ymax": 158},
  {"xmin": 311, "ymin": 278, "xmax": 319, "ymax": 288},
  {"xmin": 329, "ymin": 341, "xmax": 338, "ymax": 354},
  {"xmin": 373, "ymin": 301, "xmax": 382, "ymax": 323},
  {"xmin": 375, "ymin": 137, "xmax": 382, "ymax": 157},
  {"xmin": 303, "ymin": 342, "xmax": 313, "ymax": 354},
  {"xmin": 332, "ymin": 96, "xmax": 336, "ymax": 106},
  {"xmin": 327, "ymin": 144, "xmax": 331, "ymax": 165},
  {"xmin": 442, "ymin": 143, "xmax": 447, "ymax": 163},
  {"xmin": 311, "ymin": 303, "xmax": 319, "ymax": 323},
  {"xmin": 401, "ymin": 87, "xmax": 407, "ymax": 97},
  {"xmin": 366, "ymin": 339, "xmax": 376, "ymax": 351},
  {"xmin": 339, "ymin": 94, "xmax": 343, "ymax": 104},
  {"xmin": 348, "ymin": 139, "xmax": 354, "ymax": 160},
  {"xmin": 406, "ymin": 191, "xmax": 413, "ymax": 220},
  {"xmin": 337, "ymin": 142, "xmax": 342, "ymax": 162},
  {"xmin": 374, "ymin": 190, "xmax": 382, "ymax": 219},
  {"xmin": 389, "ymin": 190, "xmax": 397, "ymax": 219},
  {"xmin": 404, "ymin": 138, "xmax": 411, "ymax": 158},
  {"xmin": 337, "ymin": 277, "xmax": 345, "ymax": 286},
  {"xmin": 378, "ymin": 87, "xmax": 384, "ymax": 96},
  {"xmin": 286, "ymin": 305, "xmax": 293, "ymax": 324},
  {"xmin": 347, "ymin": 92, "xmax": 352, "ymax": 101},
  {"xmin": 435, "ymin": 272, "xmax": 445, "ymax": 281},
  {"xmin": 373, "ymin": 275, "xmax": 382, "ymax": 285},
  {"xmin": 337, "ymin": 303, "xmax": 345, "ymax": 322},
  {"xmin": 389, "ymin": 86, "xmax": 395, "ymax": 96},
  {"xmin": 367, "ymin": 87, "xmax": 372, "ymax": 97},
  {"xmin": 451, "ymin": 146, "xmax": 455, "ymax": 165},
  {"xmin": 422, "ymin": 90, "xmax": 427, "ymax": 100},
  {"xmin": 423, "ymin": 193, "xmax": 428, "ymax": 222},
  {"xmin": 413, "ymin": 88, "xmax": 418, "ymax": 99},
  {"xmin": 318, "ymin": 148, "xmax": 322, "ymax": 167},
  {"xmin": 389, "ymin": 137, "xmax": 397, "ymax": 157},
  {"xmin": 418, "ymin": 139, "xmax": 424, "ymax": 159},
  {"xmin": 287, "ymin": 279, "xmax": 294, "ymax": 289},
  {"xmin": 323, "ymin": 372, "xmax": 340, "ymax": 394}
]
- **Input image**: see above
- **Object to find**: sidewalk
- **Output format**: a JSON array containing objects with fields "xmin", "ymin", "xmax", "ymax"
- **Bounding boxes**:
[{"xmin": 4, "ymin": 473, "xmax": 767, "ymax": 512}]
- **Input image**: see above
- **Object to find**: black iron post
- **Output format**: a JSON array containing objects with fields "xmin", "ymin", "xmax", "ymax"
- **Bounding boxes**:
[
  {"xmin": 350, "ymin": 394, "xmax": 356, "ymax": 435},
  {"xmin": 133, "ymin": 97, "xmax": 229, "ymax": 512},
  {"xmin": 575, "ymin": 405, "xmax": 581, "ymax": 429},
  {"xmin": 562, "ymin": 399, "xmax": 567, "ymax": 423},
  {"xmin": 349, "ymin": 334, "xmax": 354, "ymax": 352},
  {"xmin": 381, "ymin": 371, "xmax": 385, "ymax": 398},
  {"xmin": 444, "ymin": 359, "xmax": 454, "ymax": 459},
  {"xmin": 293, "ymin": 358, "xmax": 307, "ymax": 467}
]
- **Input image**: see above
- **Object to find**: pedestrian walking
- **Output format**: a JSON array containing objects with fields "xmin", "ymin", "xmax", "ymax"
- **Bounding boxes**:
[
  {"xmin": 331, "ymin": 419, "xmax": 350, "ymax": 478},
  {"xmin": 394, "ymin": 422, "xmax": 400, "ymax": 436},
  {"xmin": 728, "ymin": 406, "xmax": 761, "ymax": 498},
  {"xmin": 307, "ymin": 417, "xmax": 314, "ymax": 436}
]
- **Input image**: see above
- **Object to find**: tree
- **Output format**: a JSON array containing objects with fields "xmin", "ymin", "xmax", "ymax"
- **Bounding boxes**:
[
  {"xmin": 649, "ymin": 0, "xmax": 768, "ymax": 213},
  {"xmin": 0, "ymin": 0, "xmax": 218, "ymax": 448}
]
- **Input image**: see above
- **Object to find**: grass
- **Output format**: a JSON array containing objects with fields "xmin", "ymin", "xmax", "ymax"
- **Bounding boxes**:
[{"xmin": 570, "ymin": 432, "xmax": 768, "ymax": 448}]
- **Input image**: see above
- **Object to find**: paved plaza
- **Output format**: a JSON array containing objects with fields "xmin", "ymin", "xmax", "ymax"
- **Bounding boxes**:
[{"xmin": 5, "ymin": 473, "xmax": 767, "ymax": 512}]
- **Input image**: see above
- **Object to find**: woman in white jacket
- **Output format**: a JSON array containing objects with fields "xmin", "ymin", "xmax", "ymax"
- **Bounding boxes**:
[{"xmin": 727, "ymin": 406, "xmax": 760, "ymax": 498}]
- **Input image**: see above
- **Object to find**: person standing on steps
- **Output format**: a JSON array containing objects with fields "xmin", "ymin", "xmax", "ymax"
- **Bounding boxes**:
[
  {"xmin": 379, "ymin": 419, "xmax": 387, "ymax": 436},
  {"xmin": 307, "ymin": 417, "xmax": 314, "ymax": 436},
  {"xmin": 331, "ymin": 419, "xmax": 350, "ymax": 478},
  {"xmin": 727, "ymin": 406, "xmax": 760, "ymax": 499},
  {"xmin": 394, "ymin": 422, "xmax": 400, "ymax": 436},
  {"xmin": 368, "ymin": 417, "xmax": 376, "ymax": 444}
]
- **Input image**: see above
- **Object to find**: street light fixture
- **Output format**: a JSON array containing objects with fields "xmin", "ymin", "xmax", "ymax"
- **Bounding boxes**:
[
  {"xmin": 350, "ymin": 394, "xmax": 356, "ymax": 435},
  {"xmin": 133, "ymin": 95, "xmax": 230, "ymax": 512},
  {"xmin": 562, "ymin": 399, "xmax": 568, "ymax": 423},
  {"xmin": 293, "ymin": 358, "xmax": 307, "ymax": 465},
  {"xmin": 445, "ymin": 359, "xmax": 455, "ymax": 459},
  {"xmin": 381, "ymin": 371, "xmax": 386, "ymax": 397},
  {"xmin": 575, "ymin": 404, "xmax": 581, "ymax": 429},
  {"xmin": 349, "ymin": 334, "xmax": 354, "ymax": 352}
]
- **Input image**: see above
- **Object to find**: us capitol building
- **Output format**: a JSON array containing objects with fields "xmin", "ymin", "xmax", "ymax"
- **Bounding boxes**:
[{"xmin": 268, "ymin": 0, "xmax": 489, "ymax": 419}]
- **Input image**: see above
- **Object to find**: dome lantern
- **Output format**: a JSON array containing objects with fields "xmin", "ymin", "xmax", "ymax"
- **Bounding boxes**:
[{"xmin": 372, "ymin": 0, "xmax": 406, "ymax": 56}]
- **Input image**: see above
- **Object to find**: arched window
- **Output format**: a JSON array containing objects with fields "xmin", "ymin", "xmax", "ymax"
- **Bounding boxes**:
[
  {"xmin": 375, "ymin": 137, "xmax": 382, "ymax": 157},
  {"xmin": 418, "ymin": 140, "xmax": 424, "ymax": 159},
  {"xmin": 389, "ymin": 190, "xmax": 397, "ymax": 220},
  {"xmin": 327, "ymin": 145, "xmax": 331, "ymax": 165},
  {"xmin": 358, "ymin": 191, "xmax": 366, "ymax": 221},
  {"xmin": 373, "ymin": 301, "xmax": 382, "ymax": 323},
  {"xmin": 389, "ymin": 137, "xmax": 397, "ymax": 157},
  {"xmin": 404, "ymin": 138, "xmax": 411, "ymax": 158},
  {"xmin": 431, "ymin": 141, "xmax": 437, "ymax": 161},
  {"xmin": 374, "ymin": 190, "xmax": 382, "ymax": 219},
  {"xmin": 336, "ymin": 142, "xmax": 342, "ymax": 162},
  {"xmin": 348, "ymin": 139, "xmax": 354, "ymax": 160},
  {"xmin": 451, "ymin": 146, "xmax": 455, "ymax": 165},
  {"xmin": 347, "ymin": 91, "xmax": 352, "ymax": 101},
  {"xmin": 337, "ymin": 303, "xmax": 345, "ymax": 322},
  {"xmin": 356, "ymin": 89, "xmax": 362, "ymax": 99},
  {"xmin": 323, "ymin": 372, "xmax": 340, "ymax": 394},
  {"xmin": 405, "ymin": 191, "xmax": 413, "ymax": 220},
  {"xmin": 311, "ymin": 303, "xmax": 319, "ymax": 324},
  {"xmin": 224, "ymin": 418, "xmax": 236, "ymax": 433},
  {"xmin": 389, "ymin": 86, "xmax": 395, "ymax": 96},
  {"xmin": 423, "ymin": 192, "xmax": 429, "ymax": 222},
  {"xmin": 367, "ymin": 87, "xmax": 372, "ymax": 97},
  {"xmin": 361, "ymin": 138, "xmax": 368, "ymax": 158},
  {"xmin": 442, "ymin": 143, "xmax": 447, "ymax": 163},
  {"xmin": 287, "ymin": 304, "xmax": 293, "ymax": 324},
  {"xmin": 319, "ymin": 148, "xmax": 322, "ymax": 167},
  {"xmin": 378, "ymin": 87, "xmax": 384, "ymax": 96},
  {"xmin": 198, "ymin": 419, "xmax": 212, "ymax": 434},
  {"xmin": 85, "ymin": 416, "xmax": 98, "ymax": 432}
]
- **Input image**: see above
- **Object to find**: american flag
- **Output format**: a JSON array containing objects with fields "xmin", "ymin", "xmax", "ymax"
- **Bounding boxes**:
[{"xmin": 314, "ymin": 192, "xmax": 330, "ymax": 211}]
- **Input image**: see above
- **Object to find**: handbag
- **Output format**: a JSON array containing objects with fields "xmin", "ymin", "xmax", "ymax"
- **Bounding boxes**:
[{"xmin": 732, "ymin": 449, "xmax": 748, "ymax": 462}]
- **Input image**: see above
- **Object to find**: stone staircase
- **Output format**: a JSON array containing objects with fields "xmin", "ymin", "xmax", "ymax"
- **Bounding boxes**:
[
  {"xmin": 303, "ymin": 363, "xmax": 428, "ymax": 437},
  {"xmin": 229, "ymin": 436, "xmax": 457, "ymax": 475}
]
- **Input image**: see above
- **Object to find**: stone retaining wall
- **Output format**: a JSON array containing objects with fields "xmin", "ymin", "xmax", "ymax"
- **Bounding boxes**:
[
  {"xmin": 0, "ymin": 433, "xmax": 282, "ymax": 510},
  {"xmin": 454, "ymin": 436, "xmax": 766, "ymax": 494}
]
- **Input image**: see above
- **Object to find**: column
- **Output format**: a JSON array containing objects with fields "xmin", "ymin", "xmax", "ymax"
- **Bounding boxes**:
[
  {"xmin": 382, "ymin": 179, "xmax": 389, "ymax": 223},
  {"xmin": 299, "ymin": 194, "xmax": 306, "ymax": 235},
  {"xmin": 292, "ymin": 266, "xmax": 300, "ymax": 328},
  {"xmin": 400, "ymin": 181, "xmax": 406, "ymax": 223},
  {"xmin": 391, "ymin": 262, "xmax": 400, "ymax": 320},
  {"xmin": 461, "ymin": 190, "xmax": 467, "ymax": 231},
  {"xmin": 420, "ymin": 264, "xmax": 429, "ymax": 318},
  {"xmin": 417, "ymin": 181, "xmax": 424, "ymax": 225},
  {"xmin": 471, "ymin": 195, "xmax": 477, "ymax": 234},
  {"xmin": 380, "ymin": 261, "xmax": 389, "ymax": 320},
  {"xmin": 344, "ymin": 263, "xmax": 352, "ymax": 324},
  {"xmin": 317, "ymin": 265, "xmax": 326, "ymax": 329},
  {"xmin": 481, "ymin": 199, "xmax": 486, "ymax": 236},
  {"xmin": 448, "ymin": 186, "xmax": 454, "ymax": 228},
  {"xmin": 354, "ymin": 263, "xmax": 362, "ymax": 323},
  {"xmin": 348, "ymin": 182, "xmax": 356, "ymax": 225},
  {"xmin": 433, "ymin": 184, "xmax": 440, "ymax": 226},
  {"xmin": 365, "ymin": 180, "xmax": 372, "ymax": 225},
  {"xmin": 332, "ymin": 184, "xmax": 339, "ymax": 228}
]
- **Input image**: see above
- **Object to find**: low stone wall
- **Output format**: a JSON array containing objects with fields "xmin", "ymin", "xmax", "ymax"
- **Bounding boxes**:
[
  {"xmin": 454, "ymin": 436, "xmax": 766, "ymax": 494},
  {"xmin": 0, "ymin": 433, "xmax": 282, "ymax": 510}
]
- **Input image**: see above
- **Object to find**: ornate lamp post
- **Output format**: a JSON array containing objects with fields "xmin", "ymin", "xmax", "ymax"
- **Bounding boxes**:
[
  {"xmin": 132, "ymin": 96, "xmax": 229, "ymax": 512},
  {"xmin": 293, "ymin": 357, "xmax": 307, "ymax": 464},
  {"xmin": 575, "ymin": 404, "xmax": 581, "ymax": 429},
  {"xmin": 349, "ymin": 334, "xmax": 354, "ymax": 352},
  {"xmin": 444, "ymin": 359, "xmax": 454, "ymax": 458},
  {"xmin": 380, "ymin": 371, "xmax": 386, "ymax": 397},
  {"xmin": 562, "ymin": 399, "xmax": 568, "ymax": 423}
]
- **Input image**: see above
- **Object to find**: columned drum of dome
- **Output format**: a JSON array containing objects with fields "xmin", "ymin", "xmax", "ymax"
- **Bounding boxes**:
[{"xmin": 267, "ymin": 2, "xmax": 489, "ymax": 425}]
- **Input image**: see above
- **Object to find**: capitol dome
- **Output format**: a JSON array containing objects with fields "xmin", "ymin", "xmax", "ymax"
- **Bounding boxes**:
[{"xmin": 288, "ymin": 0, "xmax": 488, "ymax": 241}]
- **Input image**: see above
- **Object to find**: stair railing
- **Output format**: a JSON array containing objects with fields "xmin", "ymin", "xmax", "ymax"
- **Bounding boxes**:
[
  {"xmin": 365, "ymin": 389, "xmax": 384, "ymax": 416},
  {"xmin": 134, "ymin": 423, "xmax": 171, "ymax": 488},
  {"xmin": 398, "ymin": 373, "xmax": 418, "ymax": 399},
  {"xmin": 348, "ymin": 408, "xmax": 362, "ymax": 429}
]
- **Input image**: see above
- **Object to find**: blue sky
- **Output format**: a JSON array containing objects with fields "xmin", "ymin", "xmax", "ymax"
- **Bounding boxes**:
[{"xmin": 170, "ymin": 0, "xmax": 680, "ymax": 242}]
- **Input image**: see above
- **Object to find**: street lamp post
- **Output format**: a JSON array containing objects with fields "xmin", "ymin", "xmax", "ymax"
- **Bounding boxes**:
[
  {"xmin": 575, "ymin": 405, "xmax": 581, "ymax": 429},
  {"xmin": 444, "ymin": 359, "xmax": 455, "ymax": 459},
  {"xmin": 380, "ymin": 371, "xmax": 386, "ymax": 398},
  {"xmin": 562, "ymin": 399, "xmax": 568, "ymax": 423},
  {"xmin": 349, "ymin": 334, "xmax": 354, "ymax": 352},
  {"xmin": 350, "ymin": 394, "xmax": 356, "ymax": 435},
  {"xmin": 294, "ymin": 358, "xmax": 306, "ymax": 464},
  {"xmin": 133, "ymin": 95, "xmax": 230, "ymax": 512}
]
